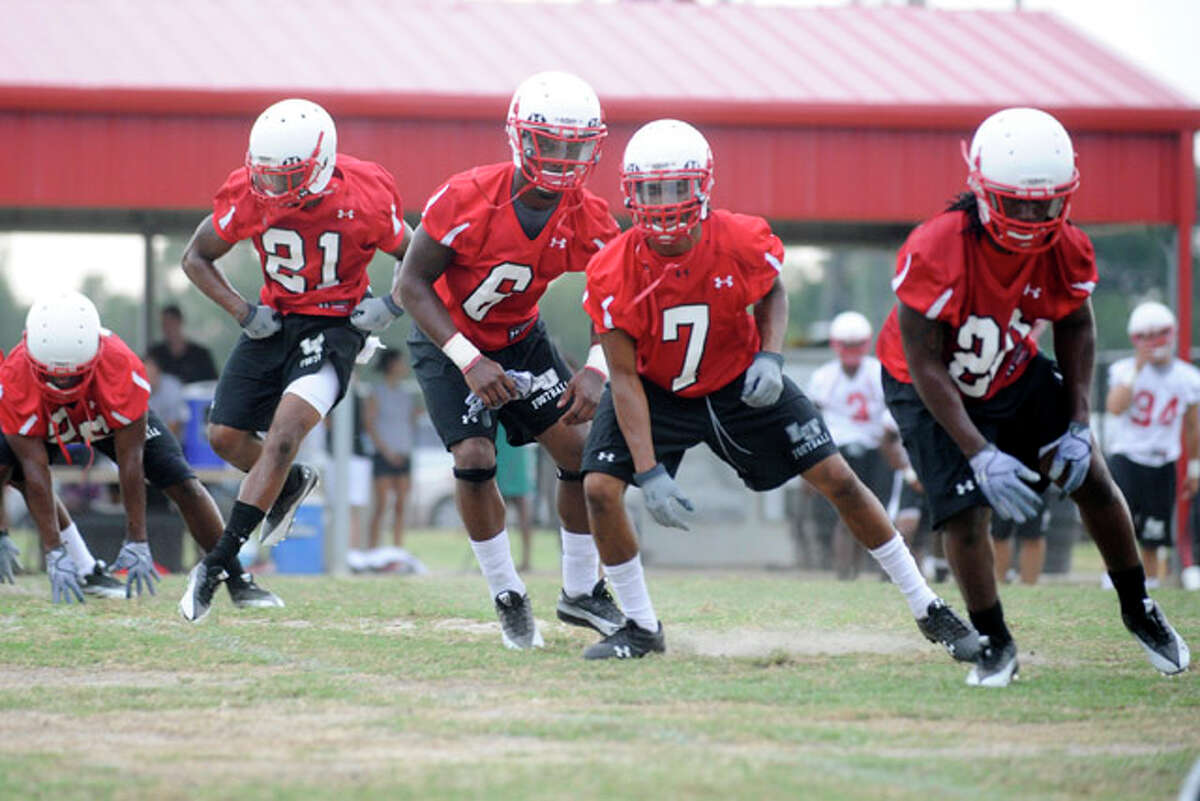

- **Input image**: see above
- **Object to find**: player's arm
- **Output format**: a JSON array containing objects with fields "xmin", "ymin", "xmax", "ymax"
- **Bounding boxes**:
[
  {"xmin": 4, "ymin": 434, "xmax": 60, "ymax": 552},
  {"xmin": 1106, "ymin": 374, "xmax": 1134, "ymax": 415},
  {"xmin": 1183, "ymin": 402, "xmax": 1200, "ymax": 498},
  {"xmin": 558, "ymin": 326, "xmax": 608, "ymax": 425},
  {"xmin": 601, "ymin": 329, "xmax": 656, "ymax": 474},
  {"xmin": 111, "ymin": 415, "xmax": 148, "ymax": 544},
  {"xmin": 1051, "ymin": 300, "xmax": 1096, "ymax": 426},
  {"xmin": 753, "ymin": 278, "xmax": 787, "ymax": 354},
  {"xmin": 180, "ymin": 215, "xmax": 257, "ymax": 323}
]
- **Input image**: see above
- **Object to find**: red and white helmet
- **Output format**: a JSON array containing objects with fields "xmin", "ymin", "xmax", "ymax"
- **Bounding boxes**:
[
  {"xmin": 245, "ymin": 98, "xmax": 337, "ymax": 206},
  {"xmin": 24, "ymin": 291, "xmax": 102, "ymax": 403},
  {"xmin": 506, "ymin": 71, "xmax": 606, "ymax": 192},
  {"xmin": 964, "ymin": 107, "xmax": 1079, "ymax": 254},
  {"xmin": 621, "ymin": 119, "xmax": 714, "ymax": 246},
  {"xmin": 829, "ymin": 311, "xmax": 873, "ymax": 370},
  {"xmin": 1128, "ymin": 300, "xmax": 1176, "ymax": 362}
]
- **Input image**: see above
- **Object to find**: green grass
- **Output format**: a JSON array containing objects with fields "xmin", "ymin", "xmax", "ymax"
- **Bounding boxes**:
[{"xmin": 0, "ymin": 531, "xmax": 1197, "ymax": 801}]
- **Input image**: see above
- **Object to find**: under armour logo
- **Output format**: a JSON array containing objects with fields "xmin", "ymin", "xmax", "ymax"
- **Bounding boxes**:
[
  {"xmin": 955, "ymin": 479, "xmax": 976, "ymax": 495},
  {"xmin": 549, "ymin": 237, "xmax": 567, "ymax": 249},
  {"xmin": 597, "ymin": 451, "xmax": 616, "ymax": 463},
  {"xmin": 337, "ymin": 209, "xmax": 355, "ymax": 219},
  {"xmin": 613, "ymin": 645, "xmax": 632, "ymax": 658},
  {"xmin": 1023, "ymin": 284, "xmax": 1042, "ymax": 298},
  {"xmin": 714, "ymin": 275, "xmax": 734, "ymax": 289}
]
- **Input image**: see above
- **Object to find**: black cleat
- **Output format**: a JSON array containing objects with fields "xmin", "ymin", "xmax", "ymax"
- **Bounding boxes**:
[
  {"xmin": 178, "ymin": 561, "xmax": 227, "ymax": 623},
  {"xmin": 916, "ymin": 598, "xmax": 981, "ymax": 662},
  {"xmin": 227, "ymin": 572, "xmax": 284, "ymax": 609},
  {"xmin": 495, "ymin": 590, "xmax": 543, "ymax": 650},
  {"xmin": 556, "ymin": 579, "xmax": 625, "ymax": 636},
  {"xmin": 261, "ymin": 463, "xmax": 319, "ymax": 547},
  {"xmin": 583, "ymin": 619, "xmax": 665, "ymax": 660},
  {"xmin": 80, "ymin": 561, "xmax": 125, "ymax": 599},
  {"xmin": 965, "ymin": 636, "xmax": 1019, "ymax": 687},
  {"xmin": 1123, "ymin": 598, "xmax": 1190, "ymax": 675}
]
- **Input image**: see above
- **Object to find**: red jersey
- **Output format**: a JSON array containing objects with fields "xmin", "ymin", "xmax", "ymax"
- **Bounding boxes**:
[
  {"xmin": 876, "ymin": 211, "xmax": 1097, "ymax": 401},
  {"xmin": 421, "ymin": 162, "xmax": 618, "ymax": 351},
  {"xmin": 584, "ymin": 210, "xmax": 783, "ymax": 397},
  {"xmin": 0, "ymin": 333, "xmax": 150, "ymax": 446},
  {"xmin": 212, "ymin": 154, "xmax": 406, "ymax": 317}
]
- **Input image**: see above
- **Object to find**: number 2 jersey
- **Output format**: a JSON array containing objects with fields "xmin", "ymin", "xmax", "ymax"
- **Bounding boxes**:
[
  {"xmin": 583, "ymin": 210, "xmax": 783, "ymax": 397},
  {"xmin": 211, "ymin": 154, "xmax": 406, "ymax": 317},
  {"xmin": 1106, "ymin": 357, "xmax": 1200, "ymax": 467},
  {"xmin": 420, "ymin": 162, "xmax": 618, "ymax": 351},
  {"xmin": 876, "ymin": 210, "xmax": 1097, "ymax": 401}
]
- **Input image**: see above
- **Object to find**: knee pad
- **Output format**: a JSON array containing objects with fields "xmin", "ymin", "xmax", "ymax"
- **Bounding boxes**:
[
  {"xmin": 453, "ymin": 466, "xmax": 497, "ymax": 483},
  {"xmin": 556, "ymin": 467, "xmax": 584, "ymax": 482}
]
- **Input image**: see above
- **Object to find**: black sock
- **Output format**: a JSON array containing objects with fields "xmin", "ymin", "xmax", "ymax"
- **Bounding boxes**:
[
  {"xmin": 205, "ymin": 501, "xmax": 265, "ymax": 569},
  {"xmin": 969, "ymin": 601, "xmax": 1012, "ymax": 648},
  {"xmin": 279, "ymin": 464, "xmax": 304, "ymax": 499},
  {"xmin": 1108, "ymin": 564, "xmax": 1148, "ymax": 618}
]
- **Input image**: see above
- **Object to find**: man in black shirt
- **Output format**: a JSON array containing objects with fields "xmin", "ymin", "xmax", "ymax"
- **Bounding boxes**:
[{"xmin": 147, "ymin": 305, "xmax": 218, "ymax": 384}]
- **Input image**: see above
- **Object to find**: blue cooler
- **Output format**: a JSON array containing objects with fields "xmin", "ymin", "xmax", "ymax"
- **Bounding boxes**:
[
  {"xmin": 271, "ymin": 502, "xmax": 325, "ymax": 574},
  {"xmin": 181, "ymin": 382, "xmax": 224, "ymax": 468}
]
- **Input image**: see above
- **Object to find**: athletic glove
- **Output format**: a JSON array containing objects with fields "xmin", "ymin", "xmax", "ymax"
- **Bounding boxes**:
[
  {"xmin": 239, "ymin": 303, "xmax": 282, "ymax": 340},
  {"xmin": 46, "ymin": 546, "xmax": 84, "ymax": 604},
  {"xmin": 968, "ymin": 443, "xmax": 1041, "ymax": 524},
  {"xmin": 0, "ymin": 532, "xmax": 21, "ymax": 583},
  {"xmin": 350, "ymin": 295, "xmax": 405, "ymax": 333},
  {"xmin": 740, "ymin": 351, "xmax": 785, "ymax": 408},
  {"xmin": 463, "ymin": 370, "xmax": 535, "ymax": 421},
  {"xmin": 1046, "ymin": 421, "xmax": 1092, "ymax": 496},
  {"xmin": 634, "ymin": 463, "xmax": 695, "ymax": 531},
  {"xmin": 112, "ymin": 540, "xmax": 158, "ymax": 598}
]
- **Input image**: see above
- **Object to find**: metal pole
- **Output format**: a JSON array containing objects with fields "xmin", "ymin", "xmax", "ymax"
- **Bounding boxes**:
[
  {"xmin": 141, "ymin": 230, "xmax": 155, "ymax": 353},
  {"xmin": 327, "ymin": 382, "xmax": 352, "ymax": 576}
]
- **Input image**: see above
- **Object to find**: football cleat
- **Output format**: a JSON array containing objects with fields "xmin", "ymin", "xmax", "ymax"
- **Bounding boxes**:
[
  {"xmin": 226, "ymin": 572, "xmax": 284, "ymax": 609},
  {"xmin": 583, "ymin": 619, "xmax": 665, "ymax": 660},
  {"xmin": 178, "ymin": 561, "xmax": 227, "ymax": 623},
  {"xmin": 1123, "ymin": 598, "xmax": 1190, "ymax": 675},
  {"xmin": 965, "ymin": 636, "xmax": 1019, "ymax": 688},
  {"xmin": 260, "ymin": 463, "xmax": 319, "ymax": 547},
  {"xmin": 556, "ymin": 579, "xmax": 625, "ymax": 636},
  {"xmin": 79, "ymin": 561, "xmax": 126, "ymax": 599},
  {"xmin": 917, "ymin": 598, "xmax": 982, "ymax": 662},
  {"xmin": 494, "ymin": 590, "xmax": 543, "ymax": 650}
]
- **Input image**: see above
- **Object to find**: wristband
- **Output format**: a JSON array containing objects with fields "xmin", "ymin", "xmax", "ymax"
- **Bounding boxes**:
[
  {"xmin": 584, "ymin": 343, "xmax": 608, "ymax": 380},
  {"xmin": 382, "ymin": 294, "xmax": 404, "ymax": 317},
  {"xmin": 1189, "ymin": 459, "xmax": 1200, "ymax": 481},
  {"xmin": 441, "ymin": 332, "xmax": 483, "ymax": 373},
  {"xmin": 903, "ymin": 466, "xmax": 918, "ymax": 484}
]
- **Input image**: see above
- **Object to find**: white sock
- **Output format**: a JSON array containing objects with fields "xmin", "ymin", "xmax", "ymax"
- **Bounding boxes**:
[
  {"xmin": 605, "ymin": 553, "xmax": 656, "ymax": 632},
  {"xmin": 560, "ymin": 528, "xmax": 600, "ymax": 597},
  {"xmin": 59, "ymin": 522, "xmax": 96, "ymax": 578},
  {"xmin": 469, "ymin": 529, "xmax": 525, "ymax": 599},
  {"xmin": 869, "ymin": 533, "xmax": 938, "ymax": 618}
]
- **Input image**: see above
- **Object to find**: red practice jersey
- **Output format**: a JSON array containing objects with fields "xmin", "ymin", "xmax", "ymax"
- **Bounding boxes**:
[
  {"xmin": 421, "ymin": 162, "xmax": 618, "ymax": 351},
  {"xmin": 876, "ymin": 211, "xmax": 1097, "ymax": 401},
  {"xmin": 0, "ymin": 333, "xmax": 150, "ymax": 446},
  {"xmin": 584, "ymin": 210, "xmax": 783, "ymax": 397},
  {"xmin": 212, "ymin": 154, "xmax": 406, "ymax": 317}
]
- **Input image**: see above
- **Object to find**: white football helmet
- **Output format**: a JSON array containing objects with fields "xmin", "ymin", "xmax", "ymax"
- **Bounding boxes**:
[
  {"xmin": 964, "ymin": 107, "xmax": 1079, "ymax": 254},
  {"xmin": 1128, "ymin": 300, "xmax": 1176, "ymax": 361},
  {"xmin": 621, "ymin": 119, "xmax": 714, "ymax": 245},
  {"xmin": 24, "ymin": 291, "xmax": 102, "ymax": 403},
  {"xmin": 829, "ymin": 311, "xmax": 873, "ymax": 370},
  {"xmin": 506, "ymin": 71, "xmax": 606, "ymax": 192},
  {"xmin": 245, "ymin": 98, "xmax": 337, "ymax": 205}
]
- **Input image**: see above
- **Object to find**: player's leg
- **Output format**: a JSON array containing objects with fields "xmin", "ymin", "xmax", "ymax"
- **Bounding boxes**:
[
  {"xmin": 991, "ymin": 517, "xmax": 1015, "ymax": 584},
  {"xmin": 368, "ymin": 467, "xmax": 389, "ymax": 551},
  {"xmin": 391, "ymin": 470, "xmax": 411, "ymax": 549},
  {"xmin": 1016, "ymin": 525, "xmax": 1046, "ymax": 586},
  {"xmin": 207, "ymin": 425, "xmax": 263, "ymax": 473},
  {"xmin": 206, "ymin": 333, "xmax": 281, "ymax": 472}
]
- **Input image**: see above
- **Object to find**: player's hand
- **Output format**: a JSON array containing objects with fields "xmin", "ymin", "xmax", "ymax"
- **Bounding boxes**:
[
  {"xmin": 557, "ymin": 367, "xmax": 605, "ymax": 425},
  {"xmin": 112, "ymin": 540, "xmax": 158, "ymax": 598},
  {"xmin": 1046, "ymin": 421, "xmax": 1092, "ymax": 496},
  {"xmin": 46, "ymin": 546, "xmax": 84, "ymax": 604},
  {"xmin": 0, "ymin": 532, "xmax": 22, "ymax": 583},
  {"xmin": 968, "ymin": 443, "xmax": 1041, "ymax": 523},
  {"xmin": 463, "ymin": 357, "xmax": 518, "ymax": 410},
  {"xmin": 350, "ymin": 295, "xmax": 404, "ymax": 333},
  {"xmin": 740, "ymin": 352, "xmax": 785, "ymax": 408},
  {"xmin": 239, "ymin": 303, "xmax": 282, "ymax": 340},
  {"xmin": 634, "ymin": 463, "xmax": 695, "ymax": 530}
]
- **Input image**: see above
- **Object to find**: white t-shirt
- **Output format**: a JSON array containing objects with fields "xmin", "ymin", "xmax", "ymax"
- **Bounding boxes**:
[
  {"xmin": 807, "ymin": 355, "xmax": 894, "ymax": 450},
  {"xmin": 1106, "ymin": 357, "xmax": 1200, "ymax": 467}
]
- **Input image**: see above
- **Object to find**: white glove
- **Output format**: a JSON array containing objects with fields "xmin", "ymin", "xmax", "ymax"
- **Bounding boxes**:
[
  {"xmin": 350, "ymin": 295, "xmax": 405, "ymax": 333},
  {"xmin": 112, "ymin": 540, "xmax": 158, "ymax": 598},
  {"xmin": 634, "ymin": 463, "xmax": 695, "ymax": 530},
  {"xmin": 968, "ymin": 443, "xmax": 1041, "ymax": 523},
  {"xmin": 740, "ymin": 352, "xmax": 785, "ymax": 408},
  {"xmin": 1046, "ymin": 422, "xmax": 1092, "ymax": 496},
  {"xmin": 240, "ymin": 303, "xmax": 282, "ymax": 340},
  {"xmin": 46, "ymin": 546, "xmax": 84, "ymax": 604},
  {"xmin": 0, "ymin": 532, "xmax": 21, "ymax": 584}
]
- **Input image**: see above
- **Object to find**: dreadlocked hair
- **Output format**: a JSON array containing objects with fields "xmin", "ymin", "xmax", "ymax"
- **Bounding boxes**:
[{"xmin": 947, "ymin": 191, "xmax": 986, "ymax": 239}]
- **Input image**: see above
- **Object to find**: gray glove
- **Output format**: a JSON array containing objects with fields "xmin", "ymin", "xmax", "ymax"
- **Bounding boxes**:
[
  {"xmin": 1046, "ymin": 421, "xmax": 1092, "ymax": 496},
  {"xmin": 463, "ymin": 370, "xmax": 536, "ymax": 422},
  {"xmin": 350, "ymin": 294, "xmax": 405, "ymax": 333},
  {"xmin": 46, "ymin": 546, "xmax": 84, "ymax": 604},
  {"xmin": 740, "ymin": 352, "xmax": 785, "ymax": 408},
  {"xmin": 634, "ymin": 463, "xmax": 695, "ymax": 530},
  {"xmin": 112, "ymin": 540, "xmax": 158, "ymax": 598},
  {"xmin": 239, "ymin": 303, "xmax": 282, "ymax": 339},
  {"xmin": 0, "ymin": 532, "xmax": 21, "ymax": 583},
  {"xmin": 968, "ymin": 443, "xmax": 1041, "ymax": 523}
]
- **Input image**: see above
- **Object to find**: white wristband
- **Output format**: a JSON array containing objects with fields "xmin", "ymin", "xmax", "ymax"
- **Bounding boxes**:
[
  {"xmin": 903, "ymin": 466, "xmax": 918, "ymax": 485},
  {"xmin": 584, "ymin": 343, "xmax": 608, "ymax": 380},
  {"xmin": 441, "ymin": 332, "xmax": 483, "ymax": 373},
  {"xmin": 1188, "ymin": 459, "xmax": 1200, "ymax": 481}
]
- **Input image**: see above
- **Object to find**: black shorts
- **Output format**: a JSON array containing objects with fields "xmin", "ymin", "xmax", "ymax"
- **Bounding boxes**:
[
  {"xmin": 840, "ymin": 445, "xmax": 892, "ymax": 504},
  {"xmin": 408, "ymin": 320, "xmax": 574, "ymax": 449},
  {"xmin": 0, "ymin": 410, "xmax": 195, "ymax": 490},
  {"xmin": 372, "ymin": 453, "xmax": 412, "ymax": 477},
  {"xmin": 1108, "ymin": 454, "xmax": 1176, "ymax": 548},
  {"xmin": 209, "ymin": 313, "xmax": 365, "ymax": 432},
  {"xmin": 883, "ymin": 354, "xmax": 1069, "ymax": 530},
  {"xmin": 581, "ymin": 371, "xmax": 838, "ymax": 491}
]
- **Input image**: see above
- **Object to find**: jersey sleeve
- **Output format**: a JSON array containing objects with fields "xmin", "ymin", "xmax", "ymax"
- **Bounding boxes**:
[
  {"xmin": 210, "ymin": 168, "xmax": 263, "ymax": 244},
  {"xmin": 1042, "ymin": 224, "xmax": 1098, "ymax": 321},
  {"xmin": 0, "ymin": 354, "xmax": 43, "ymax": 437},
  {"xmin": 732, "ymin": 214, "xmax": 784, "ymax": 304},
  {"xmin": 890, "ymin": 219, "xmax": 966, "ymax": 325},
  {"xmin": 583, "ymin": 246, "xmax": 644, "ymax": 340},
  {"xmin": 565, "ymin": 194, "xmax": 621, "ymax": 273},
  {"xmin": 1108, "ymin": 358, "xmax": 1135, "ymax": 389},
  {"xmin": 92, "ymin": 337, "xmax": 151, "ymax": 427},
  {"xmin": 363, "ymin": 162, "xmax": 407, "ymax": 254}
]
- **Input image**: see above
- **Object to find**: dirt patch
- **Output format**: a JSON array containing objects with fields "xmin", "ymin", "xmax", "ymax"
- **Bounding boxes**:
[{"xmin": 672, "ymin": 626, "xmax": 925, "ymax": 658}]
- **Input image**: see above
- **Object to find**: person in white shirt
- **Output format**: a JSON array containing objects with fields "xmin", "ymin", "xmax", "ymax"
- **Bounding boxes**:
[{"xmin": 1105, "ymin": 301, "xmax": 1200, "ymax": 587}]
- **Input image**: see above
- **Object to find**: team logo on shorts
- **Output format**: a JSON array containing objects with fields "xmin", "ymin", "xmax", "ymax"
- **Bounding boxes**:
[
  {"xmin": 955, "ymin": 478, "xmax": 976, "ymax": 496},
  {"xmin": 528, "ymin": 368, "xmax": 567, "ymax": 411},
  {"xmin": 596, "ymin": 451, "xmax": 616, "ymax": 463},
  {"xmin": 298, "ymin": 333, "xmax": 325, "ymax": 369},
  {"xmin": 786, "ymin": 419, "xmax": 830, "ymax": 460}
]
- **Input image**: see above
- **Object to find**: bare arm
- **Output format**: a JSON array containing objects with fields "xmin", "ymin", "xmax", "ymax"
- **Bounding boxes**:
[
  {"xmin": 601, "ymin": 329, "xmax": 657, "ymax": 474},
  {"xmin": 383, "ymin": 220, "xmax": 415, "ymax": 297},
  {"xmin": 1106, "ymin": 380, "xmax": 1134, "ymax": 415},
  {"xmin": 1051, "ymin": 300, "xmax": 1096, "ymax": 425},
  {"xmin": 753, "ymin": 278, "xmax": 788, "ymax": 353},
  {"xmin": 180, "ymin": 215, "xmax": 251, "ymax": 322},
  {"xmin": 112, "ymin": 416, "xmax": 148, "ymax": 543},
  {"xmin": 363, "ymin": 394, "xmax": 388, "ymax": 457},
  {"xmin": 5, "ymin": 434, "xmax": 60, "ymax": 552},
  {"xmin": 396, "ymin": 225, "xmax": 457, "ymax": 343}
]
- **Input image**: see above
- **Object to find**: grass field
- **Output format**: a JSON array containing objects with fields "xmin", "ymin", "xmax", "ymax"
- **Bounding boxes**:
[{"xmin": 0, "ymin": 530, "xmax": 1197, "ymax": 801}]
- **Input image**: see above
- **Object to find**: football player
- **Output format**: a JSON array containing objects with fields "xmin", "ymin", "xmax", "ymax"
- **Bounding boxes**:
[
  {"xmin": 877, "ymin": 107, "xmax": 1189, "ymax": 686},
  {"xmin": 362, "ymin": 71, "xmax": 624, "ymax": 649},
  {"xmin": 1104, "ymin": 301, "xmax": 1200, "ymax": 587},
  {"xmin": 180, "ymin": 98, "xmax": 412, "ymax": 620},
  {"xmin": 0, "ymin": 292, "xmax": 282, "ymax": 609},
  {"xmin": 578, "ymin": 119, "xmax": 978, "ymax": 662}
]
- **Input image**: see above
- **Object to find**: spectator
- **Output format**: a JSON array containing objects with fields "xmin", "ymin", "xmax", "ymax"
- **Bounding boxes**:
[
  {"xmin": 144, "ymin": 353, "xmax": 189, "ymax": 440},
  {"xmin": 147, "ymin": 305, "xmax": 218, "ymax": 385}
]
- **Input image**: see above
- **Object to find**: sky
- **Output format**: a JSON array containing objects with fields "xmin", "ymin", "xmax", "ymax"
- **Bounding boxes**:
[{"xmin": 2, "ymin": 0, "xmax": 1197, "ymax": 304}]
